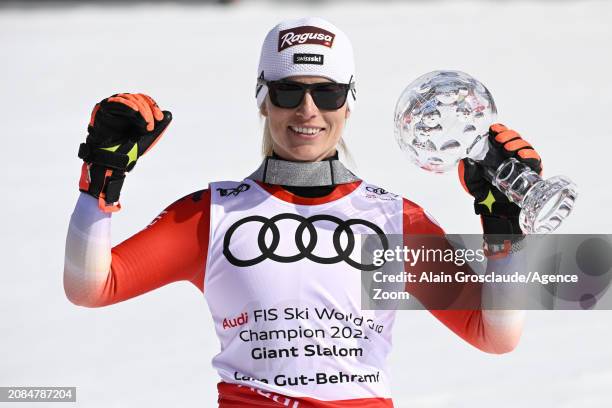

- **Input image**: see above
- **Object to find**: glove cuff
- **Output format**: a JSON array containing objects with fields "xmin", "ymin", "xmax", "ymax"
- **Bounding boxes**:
[
  {"xmin": 79, "ymin": 162, "xmax": 125, "ymax": 213},
  {"xmin": 481, "ymin": 214, "xmax": 523, "ymax": 236},
  {"xmin": 481, "ymin": 214, "xmax": 525, "ymax": 257}
]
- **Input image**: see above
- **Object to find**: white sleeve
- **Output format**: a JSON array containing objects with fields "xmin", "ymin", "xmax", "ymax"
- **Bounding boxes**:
[
  {"xmin": 481, "ymin": 251, "xmax": 527, "ymax": 352},
  {"xmin": 63, "ymin": 193, "xmax": 112, "ymax": 306}
]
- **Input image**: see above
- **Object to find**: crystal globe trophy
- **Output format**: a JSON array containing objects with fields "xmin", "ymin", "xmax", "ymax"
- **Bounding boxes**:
[{"xmin": 394, "ymin": 70, "xmax": 578, "ymax": 233}]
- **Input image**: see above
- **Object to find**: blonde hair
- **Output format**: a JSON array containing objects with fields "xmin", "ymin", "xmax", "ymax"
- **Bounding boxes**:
[{"xmin": 260, "ymin": 116, "xmax": 354, "ymax": 166}]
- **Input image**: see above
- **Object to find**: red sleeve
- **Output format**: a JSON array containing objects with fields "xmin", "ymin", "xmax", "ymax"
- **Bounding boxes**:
[
  {"xmin": 92, "ymin": 189, "xmax": 211, "ymax": 307},
  {"xmin": 402, "ymin": 198, "xmax": 489, "ymax": 351}
]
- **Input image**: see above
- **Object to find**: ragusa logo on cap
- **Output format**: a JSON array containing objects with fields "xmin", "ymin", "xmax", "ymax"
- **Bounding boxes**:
[{"xmin": 277, "ymin": 26, "xmax": 335, "ymax": 52}]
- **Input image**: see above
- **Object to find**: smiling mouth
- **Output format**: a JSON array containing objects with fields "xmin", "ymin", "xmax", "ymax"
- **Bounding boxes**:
[{"xmin": 288, "ymin": 126, "xmax": 325, "ymax": 138}]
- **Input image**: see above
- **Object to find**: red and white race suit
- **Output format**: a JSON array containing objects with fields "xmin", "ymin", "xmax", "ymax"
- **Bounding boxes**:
[{"xmin": 64, "ymin": 179, "xmax": 523, "ymax": 407}]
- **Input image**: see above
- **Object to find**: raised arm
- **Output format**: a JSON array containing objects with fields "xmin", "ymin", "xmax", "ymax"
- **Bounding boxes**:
[
  {"xmin": 402, "ymin": 198, "xmax": 525, "ymax": 354},
  {"xmin": 402, "ymin": 124, "xmax": 543, "ymax": 354},
  {"xmin": 64, "ymin": 190, "xmax": 210, "ymax": 307},
  {"xmin": 64, "ymin": 93, "xmax": 210, "ymax": 307}
]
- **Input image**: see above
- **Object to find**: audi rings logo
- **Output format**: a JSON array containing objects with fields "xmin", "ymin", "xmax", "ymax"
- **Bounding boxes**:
[
  {"xmin": 223, "ymin": 213, "xmax": 389, "ymax": 271},
  {"xmin": 366, "ymin": 186, "xmax": 388, "ymax": 195},
  {"xmin": 217, "ymin": 183, "xmax": 250, "ymax": 197},
  {"xmin": 366, "ymin": 186, "xmax": 399, "ymax": 198}
]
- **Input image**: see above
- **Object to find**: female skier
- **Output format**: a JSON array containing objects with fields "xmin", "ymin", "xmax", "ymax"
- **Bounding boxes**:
[{"xmin": 65, "ymin": 17, "xmax": 541, "ymax": 408}]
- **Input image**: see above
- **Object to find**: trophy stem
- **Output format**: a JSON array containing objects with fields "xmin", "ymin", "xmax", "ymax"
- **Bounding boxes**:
[{"xmin": 481, "ymin": 158, "xmax": 578, "ymax": 234}]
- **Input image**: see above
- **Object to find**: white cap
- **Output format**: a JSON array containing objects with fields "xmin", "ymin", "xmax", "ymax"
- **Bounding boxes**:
[{"xmin": 255, "ymin": 17, "xmax": 356, "ymax": 110}]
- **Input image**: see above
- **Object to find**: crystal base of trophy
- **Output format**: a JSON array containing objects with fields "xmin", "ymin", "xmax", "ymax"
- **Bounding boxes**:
[{"xmin": 395, "ymin": 70, "xmax": 578, "ymax": 234}]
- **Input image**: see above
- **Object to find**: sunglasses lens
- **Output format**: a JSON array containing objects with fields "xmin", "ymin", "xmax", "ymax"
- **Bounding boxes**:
[
  {"xmin": 267, "ymin": 81, "xmax": 349, "ymax": 110},
  {"xmin": 312, "ymin": 84, "xmax": 347, "ymax": 110},
  {"xmin": 270, "ymin": 82, "xmax": 304, "ymax": 108}
]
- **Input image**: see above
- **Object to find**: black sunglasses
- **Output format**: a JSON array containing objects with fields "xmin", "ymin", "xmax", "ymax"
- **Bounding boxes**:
[{"xmin": 258, "ymin": 78, "xmax": 355, "ymax": 110}]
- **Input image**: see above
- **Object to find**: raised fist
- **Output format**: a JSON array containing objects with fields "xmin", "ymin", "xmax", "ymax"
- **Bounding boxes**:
[
  {"xmin": 459, "ymin": 123, "xmax": 542, "ymax": 235},
  {"xmin": 78, "ymin": 93, "xmax": 172, "ymax": 212}
]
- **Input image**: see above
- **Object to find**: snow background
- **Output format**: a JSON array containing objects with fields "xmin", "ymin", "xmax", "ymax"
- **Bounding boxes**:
[{"xmin": 1, "ymin": 1, "xmax": 611, "ymax": 407}]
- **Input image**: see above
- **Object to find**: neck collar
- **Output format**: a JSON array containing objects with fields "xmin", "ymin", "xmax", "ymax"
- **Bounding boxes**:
[{"xmin": 247, "ymin": 156, "xmax": 360, "ymax": 187}]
